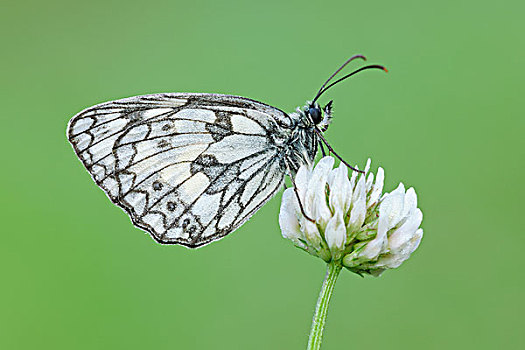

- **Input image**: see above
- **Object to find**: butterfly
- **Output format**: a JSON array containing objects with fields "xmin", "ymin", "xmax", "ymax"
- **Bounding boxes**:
[{"xmin": 67, "ymin": 55, "xmax": 386, "ymax": 248}]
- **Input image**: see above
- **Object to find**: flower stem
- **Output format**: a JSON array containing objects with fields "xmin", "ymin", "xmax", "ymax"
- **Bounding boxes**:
[{"xmin": 307, "ymin": 260, "xmax": 342, "ymax": 350}]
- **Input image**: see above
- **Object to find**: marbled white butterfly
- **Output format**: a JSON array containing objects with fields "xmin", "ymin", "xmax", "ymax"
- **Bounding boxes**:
[{"xmin": 67, "ymin": 55, "xmax": 386, "ymax": 247}]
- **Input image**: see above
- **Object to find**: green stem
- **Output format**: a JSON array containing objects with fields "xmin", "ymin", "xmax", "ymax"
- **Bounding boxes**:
[{"xmin": 307, "ymin": 260, "xmax": 343, "ymax": 350}]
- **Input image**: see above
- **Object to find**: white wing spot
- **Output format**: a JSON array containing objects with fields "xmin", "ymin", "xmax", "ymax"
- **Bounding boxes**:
[
  {"xmin": 118, "ymin": 172, "xmax": 135, "ymax": 194},
  {"xmin": 124, "ymin": 191, "xmax": 147, "ymax": 216},
  {"xmin": 71, "ymin": 117, "xmax": 95, "ymax": 135},
  {"xmin": 178, "ymin": 172, "xmax": 210, "ymax": 204},
  {"xmin": 120, "ymin": 124, "xmax": 150, "ymax": 144},
  {"xmin": 173, "ymin": 109, "xmax": 216, "ymax": 123},
  {"xmin": 165, "ymin": 226, "xmax": 187, "ymax": 240},
  {"xmin": 90, "ymin": 164, "xmax": 106, "ymax": 181},
  {"xmin": 218, "ymin": 201, "xmax": 241, "ymax": 229},
  {"xmin": 192, "ymin": 193, "xmax": 221, "ymax": 226},
  {"xmin": 231, "ymin": 114, "xmax": 266, "ymax": 135},
  {"xmin": 204, "ymin": 134, "xmax": 269, "ymax": 163},
  {"xmin": 163, "ymin": 98, "xmax": 187, "ymax": 107},
  {"xmin": 202, "ymin": 219, "xmax": 218, "ymax": 238},
  {"xmin": 159, "ymin": 163, "xmax": 192, "ymax": 186},
  {"xmin": 240, "ymin": 170, "xmax": 265, "ymax": 205},
  {"xmin": 72, "ymin": 133, "xmax": 93, "ymax": 152},
  {"xmin": 141, "ymin": 108, "xmax": 173, "ymax": 120},
  {"xmin": 174, "ymin": 120, "xmax": 207, "ymax": 133},
  {"xmin": 142, "ymin": 213, "xmax": 166, "ymax": 233},
  {"xmin": 115, "ymin": 144, "xmax": 135, "ymax": 170}
]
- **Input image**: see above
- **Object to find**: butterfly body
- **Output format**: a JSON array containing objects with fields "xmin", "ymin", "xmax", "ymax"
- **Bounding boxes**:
[{"xmin": 68, "ymin": 93, "xmax": 323, "ymax": 247}]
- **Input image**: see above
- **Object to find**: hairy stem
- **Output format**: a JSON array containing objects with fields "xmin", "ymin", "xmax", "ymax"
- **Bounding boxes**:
[{"xmin": 307, "ymin": 261, "xmax": 342, "ymax": 350}]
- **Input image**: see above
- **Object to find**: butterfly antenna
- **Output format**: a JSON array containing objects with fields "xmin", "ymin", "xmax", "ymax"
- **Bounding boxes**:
[
  {"xmin": 314, "ymin": 127, "xmax": 364, "ymax": 173},
  {"xmin": 314, "ymin": 65, "xmax": 388, "ymax": 103},
  {"xmin": 312, "ymin": 55, "xmax": 367, "ymax": 104}
]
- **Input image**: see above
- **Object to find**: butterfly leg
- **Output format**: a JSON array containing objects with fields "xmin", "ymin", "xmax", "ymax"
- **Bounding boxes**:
[
  {"xmin": 289, "ymin": 174, "xmax": 315, "ymax": 223},
  {"xmin": 319, "ymin": 140, "xmax": 326, "ymax": 157},
  {"xmin": 314, "ymin": 127, "xmax": 364, "ymax": 173}
]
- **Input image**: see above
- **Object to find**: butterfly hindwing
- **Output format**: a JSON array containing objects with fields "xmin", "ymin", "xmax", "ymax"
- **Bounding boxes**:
[{"xmin": 68, "ymin": 93, "xmax": 292, "ymax": 247}]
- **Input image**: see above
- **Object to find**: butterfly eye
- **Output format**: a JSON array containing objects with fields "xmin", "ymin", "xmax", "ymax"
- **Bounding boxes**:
[{"xmin": 308, "ymin": 106, "xmax": 322, "ymax": 124}]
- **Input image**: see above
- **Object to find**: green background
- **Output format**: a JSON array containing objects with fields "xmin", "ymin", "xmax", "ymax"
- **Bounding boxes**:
[{"xmin": 2, "ymin": 0, "xmax": 523, "ymax": 349}]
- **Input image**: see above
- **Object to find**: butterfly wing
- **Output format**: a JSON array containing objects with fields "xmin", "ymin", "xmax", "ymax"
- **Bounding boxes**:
[{"xmin": 67, "ymin": 93, "xmax": 293, "ymax": 247}]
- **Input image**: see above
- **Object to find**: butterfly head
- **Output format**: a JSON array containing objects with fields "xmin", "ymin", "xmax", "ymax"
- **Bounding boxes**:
[
  {"xmin": 306, "ymin": 55, "xmax": 387, "ymax": 132},
  {"xmin": 304, "ymin": 100, "xmax": 333, "ymax": 132}
]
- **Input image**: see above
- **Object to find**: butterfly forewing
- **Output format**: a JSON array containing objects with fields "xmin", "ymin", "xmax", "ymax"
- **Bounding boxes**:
[{"xmin": 68, "ymin": 93, "xmax": 292, "ymax": 247}]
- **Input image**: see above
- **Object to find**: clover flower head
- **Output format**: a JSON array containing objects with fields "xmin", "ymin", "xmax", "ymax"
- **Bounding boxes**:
[{"xmin": 279, "ymin": 156, "xmax": 423, "ymax": 276}]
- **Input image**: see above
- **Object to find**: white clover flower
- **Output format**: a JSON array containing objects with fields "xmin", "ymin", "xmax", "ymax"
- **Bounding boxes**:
[{"xmin": 279, "ymin": 156, "xmax": 423, "ymax": 276}]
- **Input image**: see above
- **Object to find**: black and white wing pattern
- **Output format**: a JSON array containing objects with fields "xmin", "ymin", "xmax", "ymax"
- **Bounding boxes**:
[{"xmin": 67, "ymin": 93, "xmax": 295, "ymax": 247}]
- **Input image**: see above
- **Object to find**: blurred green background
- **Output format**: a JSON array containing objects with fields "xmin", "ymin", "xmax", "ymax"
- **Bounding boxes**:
[{"xmin": 1, "ymin": 0, "xmax": 523, "ymax": 349}]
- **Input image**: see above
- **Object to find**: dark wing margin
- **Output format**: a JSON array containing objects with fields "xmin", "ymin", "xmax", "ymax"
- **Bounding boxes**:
[{"xmin": 67, "ymin": 93, "xmax": 292, "ymax": 247}]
